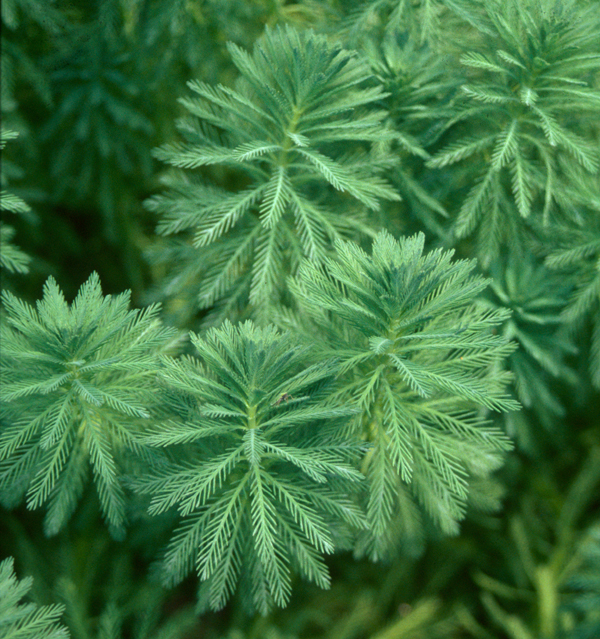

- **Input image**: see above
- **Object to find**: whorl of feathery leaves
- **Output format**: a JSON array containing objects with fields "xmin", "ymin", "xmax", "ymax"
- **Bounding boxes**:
[
  {"xmin": 427, "ymin": 0, "xmax": 600, "ymax": 264},
  {"xmin": 289, "ymin": 231, "xmax": 519, "ymax": 555},
  {"xmin": 133, "ymin": 320, "xmax": 366, "ymax": 614},
  {"xmin": 356, "ymin": 34, "xmax": 456, "ymax": 238},
  {"xmin": 0, "ymin": 273, "xmax": 178, "ymax": 537},
  {"xmin": 145, "ymin": 24, "xmax": 399, "ymax": 323},
  {"xmin": 478, "ymin": 254, "xmax": 577, "ymax": 450}
]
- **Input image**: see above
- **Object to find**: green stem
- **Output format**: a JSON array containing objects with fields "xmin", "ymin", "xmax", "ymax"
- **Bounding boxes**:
[
  {"xmin": 535, "ymin": 564, "xmax": 557, "ymax": 639},
  {"xmin": 247, "ymin": 403, "xmax": 258, "ymax": 430}
]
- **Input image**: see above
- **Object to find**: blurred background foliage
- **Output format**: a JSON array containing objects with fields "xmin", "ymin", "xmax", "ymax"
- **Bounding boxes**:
[{"xmin": 1, "ymin": 0, "xmax": 599, "ymax": 638}]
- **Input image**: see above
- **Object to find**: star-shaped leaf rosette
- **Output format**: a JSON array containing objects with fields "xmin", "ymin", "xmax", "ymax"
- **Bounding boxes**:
[
  {"xmin": 146, "ymin": 24, "xmax": 399, "ymax": 325},
  {"xmin": 0, "ymin": 274, "xmax": 177, "ymax": 537},
  {"xmin": 133, "ymin": 321, "xmax": 366, "ymax": 614},
  {"xmin": 288, "ymin": 231, "xmax": 519, "ymax": 559}
]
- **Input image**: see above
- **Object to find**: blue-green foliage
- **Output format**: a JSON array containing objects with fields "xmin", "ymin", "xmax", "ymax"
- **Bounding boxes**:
[
  {"xmin": 40, "ymin": 2, "xmax": 155, "ymax": 242},
  {"xmin": 0, "ymin": 129, "xmax": 31, "ymax": 274},
  {"xmin": 288, "ymin": 231, "xmax": 518, "ymax": 557},
  {"xmin": 0, "ymin": 557, "xmax": 68, "ymax": 639},
  {"xmin": 134, "ymin": 321, "xmax": 366, "ymax": 613},
  {"xmin": 1, "ymin": 1, "xmax": 599, "ymax": 636},
  {"xmin": 546, "ymin": 212, "xmax": 600, "ymax": 389},
  {"xmin": 357, "ymin": 33, "xmax": 458, "ymax": 239},
  {"xmin": 428, "ymin": 0, "xmax": 600, "ymax": 263},
  {"xmin": 0, "ymin": 273, "xmax": 177, "ymax": 537},
  {"xmin": 146, "ymin": 25, "xmax": 399, "ymax": 324},
  {"xmin": 479, "ymin": 254, "xmax": 577, "ymax": 451}
]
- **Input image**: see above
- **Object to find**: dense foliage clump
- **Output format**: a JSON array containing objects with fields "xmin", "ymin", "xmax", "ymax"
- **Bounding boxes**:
[{"xmin": 1, "ymin": 0, "xmax": 598, "ymax": 637}]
